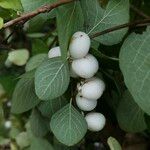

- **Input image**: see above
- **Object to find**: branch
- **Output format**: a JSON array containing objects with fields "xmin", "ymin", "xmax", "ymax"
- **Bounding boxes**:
[
  {"xmin": 90, "ymin": 19, "xmax": 150, "ymax": 39},
  {"xmin": 3, "ymin": 0, "xmax": 74, "ymax": 29}
]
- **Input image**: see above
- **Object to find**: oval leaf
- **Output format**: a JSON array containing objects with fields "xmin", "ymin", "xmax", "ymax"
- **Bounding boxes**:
[
  {"xmin": 30, "ymin": 137, "xmax": 54, "ymax": 150},
  {"xmin": 50, "ymin": 104, "xmax": 87, "ymax": 146},
  {"xmin": 30, "ymin": 109, "xmax": 49, "ymax": 137},
  {"xmin": 11, "ymin": 71, "xmax": 40, "ymax": 114},
  {"xmin": 119, "ymin": 27, "xmax": 150, "ymax": 115},
  {"xmin": 81, "ymin": 0, "xmax": 129, "ymax": 45},
  {"xmin": 38, "ymin": 96, "xmax": 68, "ymax": 118},
  {"xmin": 57, "ymin": 1, "xmax": 84, "ymax": 59},
  {"xmin": 117, "ymin": 91, "xmax": 146, "ymax": 132},
  {"xmin": 35, "ymin": 57, "xmax": 70, "ymax": 100},
  {"xmin": 25, "ymin": 53, "xmax": 47, "ymax": 72},
  {"xmin": 107, "ymin": 137, "xmax": 122, "ymax": 150},
  {"xmin": 0, "ymin": 0, "xmax": 22, "ymax": 11}
]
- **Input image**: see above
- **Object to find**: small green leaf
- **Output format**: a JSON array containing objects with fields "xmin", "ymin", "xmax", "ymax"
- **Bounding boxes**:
[
  {"xmin": 0, "ymin": 17, "xmax": 3, "ymax": 29},
  {"xmin": 54, "ymin": 138, "xmax": 78, "ymax": 150},
  {"xmin": 0, "ymin": 0, "xmax": 22, "ymax": 11},
  {"xmin": 30, "ymin": 137, "xmax": 54, "ymax": 150},
  {"xmin": 30, "ymin": 109, "xmax": 49, "ymax": 137},
  {"xmin": 81, "ymin": 0, "xmax": 129, "ymax": 45},
  {"xmin": 11, "ymin": 71, "xmax": 40, "ymax": 114},
  {"xmin": 107, "ymin": 137, "xmax": 122, "ymax": 150},
  {"xmin": 25, "ymin": 53, "xmax": 47, "ymax": 72},
  {"xmin": 119, "ymin": 27, "xmax": 150, "ymax": 115},
  {"xmin": 57, "ymin": 1, "xmax": 84, "ymax": 59},
  {"xmin": 32, "ymin": 39, "xmax": 49, "ymax": 55},
  {"xmin": 117, "ymin": 91, "xmax": 146, "ymax": 132},
  {"xmin": 16, "ymin": 132, "xmax": 30, "ymax": 149},
  {"xmin": 0, "ymin": 74, "xmax": 18, "ymax": 96},
  {"xmin": 50, "ymin": 104, "xmax": 87, "ymax": 146},
  {"xmin": 35, "ymin": 57, "xmax": 70, "ymax": 100},
  {"xmin": 0, "ymin": 7, "xmax": 12, "ymax": 20},
  {"xmin": 38, "ymin": 96, "xmax": 68, "ymax": 118}
]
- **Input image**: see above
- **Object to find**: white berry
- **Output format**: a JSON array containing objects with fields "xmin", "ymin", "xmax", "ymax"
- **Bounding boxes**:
[
  {"xmin": 85, "ymin": 112, "xmax": 106, "ymax": 132},
  {"xmin": 72, "ymin": 54, "xmax": 99, "ymax": 78},
  {"xmin": 70, "ymin": 64, "xmax": 78, "ymax": 78},
  {"xmin": 69, "ymin": 31, "xmax": 91, "ymax": 59},
  {"xmin": 7, "ymin": 49, "xmax": 29, "ymax": 66},
  {"xmin": 79, "ymin": 77, "xmax": 105, "ymax": 100},
  {"xmin": 76, "ymin": 94, "xmax": 97, "ymax": 111},
  {"xmin": 48, "ymin": 46, "xmax": 61, "ymax": 58},
  {"xmin": 4, "ymin": 120, "xmax": 12, "ymax": 129}
]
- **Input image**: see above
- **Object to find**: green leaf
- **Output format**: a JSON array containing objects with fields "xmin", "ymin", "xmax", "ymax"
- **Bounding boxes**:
[
  {"xmin": 107, "ymin": 137, "xmax": 122, "ymax": 150},
  {"xmin": 117, "ymin": 91, "xmax": 146, "ymax": 132},
  {"xmin": 11, "ymin": 71, "xmax": 41, "ymax": 114},
  {"xmin": 21, "ymin": 0, "xmax": 56, "ymax": 32},
  {"xmin": 30, "ymin": 109, "xmax": 49, "ymax": 137},
  {"xmin": 0, "ymin": 0, "xmax": 22, "ymax": 11},
  {"xmin": 119, "ymin": 27, "xmax": 150, "ymax": 115},
  {"xmin": 81, "ymin": 0, "xmax": 129, "ymax": 45},
  {"xmin": 0, "ymin": 17, "xmax": 3, "ymax": 29},
  {"xmin": 50, "ymin": 103, "xmax": 87, "ymax": 146},
  {"xmin": 57, "ymin": 1, "xmax": 84, "ymax": 59},
  {"xmin": 35, "ymin": 57, "xmax": 70, "ymax": 100},
  {"xmin": 30, "ymin": 137, "xmax": 54, "ymax": 150},
  {"xmin": 25, "ymin": 53, "xmax": 47, "ymax": 72},
  {"xmin": 54, "ymin": 138, "xmax": 78, "ymax": 150},
  {"xmin": 0, "ymin": 74, "xmax": 18, "ymax": 96},
  {"xmin": 38, "ymin": 96, "xmax": 68, "ymax": 118},
  {"xmin": 0, "ymin": 7, "xmax": 11, "ymax": 20},
  {"xmin": 32, "ymin": 39, "xmax": 49, "ymax": 55},
  {"xmin": 16, "ymin": 132, "xmax": 30, "ymax": 149}
]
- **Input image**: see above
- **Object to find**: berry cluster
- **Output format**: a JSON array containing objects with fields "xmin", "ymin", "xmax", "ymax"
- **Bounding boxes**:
[
  {"xmin": 69, "ymin": 32, "xmax": 106, "ymax": 132},
  {"xmin": 48, "ymin": 31, "xmax": 106, "ymax": 132}
]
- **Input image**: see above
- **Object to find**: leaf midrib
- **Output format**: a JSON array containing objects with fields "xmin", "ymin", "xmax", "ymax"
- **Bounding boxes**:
[{"xmin": 40, "ymin": 63, "xmax": 64, "ymax": 98}]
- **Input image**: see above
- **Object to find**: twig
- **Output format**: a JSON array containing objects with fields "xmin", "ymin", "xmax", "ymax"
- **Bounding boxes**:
[
  {"xmin": 130, "ymin": 4, "xmax": 150, "ymax": 19},
  {"xmin": 2, "ymin": 0, "xmax": 75, "ymax": 29},
  {"xmin": 90, "ymin": 19, "xmax": 150, "ymax": 39}
]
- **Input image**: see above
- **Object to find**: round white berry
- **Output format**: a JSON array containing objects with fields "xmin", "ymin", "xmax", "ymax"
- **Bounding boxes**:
[
  {"xmin": 76, "ymin": 94, "xmax": 97, "ymax": 111},
  {"xmin": 7, "ymin": 49, "xmax": 29, "ymax": 66},
  {"xmin": 72, "ymin": 54, "xmax": 99, "ymax": 78},
  {"xmin": 7, "ymin": 101, "xmax": 11, "ymax": 107},
  {"xmin": 48, "ymin": 46, "xmax": 61, "ymax": 58},
  {"xmin": 85, "ymin": 112, "xmax": 106, "ymax": 132},
  {"xmin": 69, "ymin": 31, "xmax": 91, "ymax": 59},
  {"xmin": 70, "ymin": 64, "xmax": 78, "ymax": 78},
  {"xmin": 79, "ymin": 77, "xmax": 105, "ymax": 100},
  {"xmin": 4, "ymin": 120, "xmax": 12, "ymax": 129}
]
